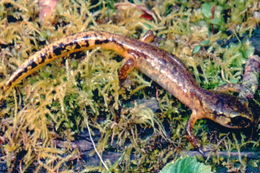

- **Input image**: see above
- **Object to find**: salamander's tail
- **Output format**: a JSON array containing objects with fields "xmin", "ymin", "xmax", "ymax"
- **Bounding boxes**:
[{"xmin": 2, "ymin": 31, "xmax": 123, "ymax": 95}]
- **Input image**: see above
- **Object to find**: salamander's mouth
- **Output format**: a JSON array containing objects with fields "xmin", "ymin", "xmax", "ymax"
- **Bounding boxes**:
[{"xmin": 228, "ymin": 116, "xmax": 252, "ymax": 128}]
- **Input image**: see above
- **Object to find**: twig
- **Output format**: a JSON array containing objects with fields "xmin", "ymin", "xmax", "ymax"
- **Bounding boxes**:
[
  {"xmin": 239, "ymin": 55, "xmax": 260, "ymax": 99},
  {"xmin": 85, "ymin": 118, "xmax": 109, "ymax": 171},
  {"xmin": 182, "ymin": 151, "xmax": 260, "ymax": 159}
]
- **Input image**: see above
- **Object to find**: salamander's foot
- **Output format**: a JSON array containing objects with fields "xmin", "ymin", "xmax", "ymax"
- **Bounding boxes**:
[
  {"xmin": 140, "ymin": 30, "xmax": 155, "ymax": 43},
  {"xmin": 186, "ymin": 133, "xmax": 200, "ymax": 149},
  {"xmin": 186, "ymin": 134, "xmax": 207, "ymax": 157}
]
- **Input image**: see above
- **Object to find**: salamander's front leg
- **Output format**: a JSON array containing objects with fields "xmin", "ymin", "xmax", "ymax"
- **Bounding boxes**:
[
  {"xmin": 186, "ymin": 112, "xmax": 209, "ymax": 156},
  {"xmin": 186, "ymin": 112, "xmax": 201, "ymax": 149}
]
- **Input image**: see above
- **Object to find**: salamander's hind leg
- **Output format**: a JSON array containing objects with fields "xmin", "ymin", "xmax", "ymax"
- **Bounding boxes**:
[
  {"xmin": 118, "ymin": 30, "xmax": 154, "ymax": 84},
  {"xmin": 118, "ymin": 31, "xmax": 154, "ymax": 85},
  {"xmin": 140, "ymin": 30, "xmax": 155, "ymax": 43},
  {"xmin": 118, "ymin": 57, "xmax": 136, "ymax": 85}
]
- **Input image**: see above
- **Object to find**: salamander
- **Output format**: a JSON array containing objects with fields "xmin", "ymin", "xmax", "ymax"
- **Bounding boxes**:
[{"xmin": 2, "ymin": 30, "xmax": 254, "ymax": 150}]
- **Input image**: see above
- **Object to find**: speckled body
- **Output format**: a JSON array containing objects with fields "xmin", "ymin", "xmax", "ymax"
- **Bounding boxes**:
[{"xmin": 3, "ymin": 31, "xmax": 253, "ymax": 149}]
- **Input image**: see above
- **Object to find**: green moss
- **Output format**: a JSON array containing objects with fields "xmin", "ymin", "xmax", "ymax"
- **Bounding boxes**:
[{"xmin": 0, "ymin": 0, "xmax": 258, "ymax": 172}]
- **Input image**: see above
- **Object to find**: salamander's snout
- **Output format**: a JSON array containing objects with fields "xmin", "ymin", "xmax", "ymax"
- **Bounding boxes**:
[
  {"xmin": 212, "ymin": 109, "xmax": 253, "ymax": 129},
  {"xmin": 225, "ymin": 97, "xmax": 254, "ymax": 129},
  {"xmin": 229, "ymin": 115, "xmax": 253, "ymax": 128},
  {"xmin": 209, "ymin": 93, "xmax": 254, "ymax": 129}
]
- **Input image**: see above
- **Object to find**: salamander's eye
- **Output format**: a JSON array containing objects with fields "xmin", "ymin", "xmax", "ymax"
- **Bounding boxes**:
[{"xmin": 217, "ymin": 113, "xmax": 226, "ymax": 117}]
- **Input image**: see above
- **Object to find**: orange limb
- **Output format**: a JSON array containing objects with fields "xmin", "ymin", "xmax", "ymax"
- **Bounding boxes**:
[
  {"xmin": 118, "ymin": 58, "xmax": 136, "ymax": 83},
  {"xmin": 140, "ymin": 30, "xmax": 155, "ymax": 43},
  {"xmin": 186, "ymin": 113, "xmax": 200, "ymax": 148},
  {"xmin": 118, "ymin": 31, "xmax": 155, "ymax": 83}
]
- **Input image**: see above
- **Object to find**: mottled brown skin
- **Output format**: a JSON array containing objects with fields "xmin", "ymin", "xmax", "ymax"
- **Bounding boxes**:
[{"xmin": 3, "ymin": 31, "xmax": 254, "ymax": 149}]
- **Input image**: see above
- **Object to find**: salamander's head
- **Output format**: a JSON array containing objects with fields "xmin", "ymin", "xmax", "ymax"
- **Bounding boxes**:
[{"xmin": 207, "ymin": 93, "xmax": 253, "ymax": 129}]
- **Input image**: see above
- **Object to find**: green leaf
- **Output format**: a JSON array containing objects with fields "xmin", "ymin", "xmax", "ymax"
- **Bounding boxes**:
[
  {"xmin": 202, "ymin": 3, "xmax": 213, "ymax": 18},
  {"xmin": 200, "ymin": 40, "xmax": 210, "ymax": 46},
  {"xmin": 230, "ymin": 78, "xmax": 239, "ymax": 83},
  {"xmin": 193, "ymin": 45, "xmax": 201, "ymax": 54},
  {"xmin": 143, "ymin": 22, "xmax": 153, "ymax": 29},
  {"xmin": 159, "ymin": 157, "xmax": 213, "ymax": 173},
  {"xmin": 210, "ymin": 18, "xmax": 222, "ymax": 25}
]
